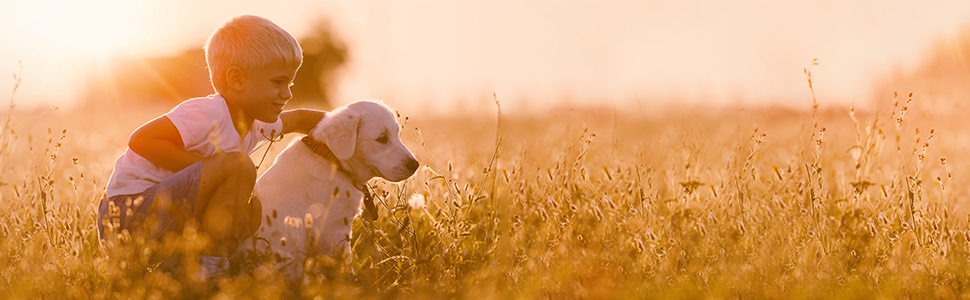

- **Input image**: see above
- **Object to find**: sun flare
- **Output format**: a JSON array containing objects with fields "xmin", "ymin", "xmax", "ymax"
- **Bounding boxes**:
[{"xmin": 13, "ymin": 0, "xmax": 148, "ymax": 60}]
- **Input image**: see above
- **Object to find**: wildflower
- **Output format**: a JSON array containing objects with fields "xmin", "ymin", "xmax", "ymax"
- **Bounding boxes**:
[{"xmin": 408, "ymin": 193, "xmax": 426, "ymax": 210}]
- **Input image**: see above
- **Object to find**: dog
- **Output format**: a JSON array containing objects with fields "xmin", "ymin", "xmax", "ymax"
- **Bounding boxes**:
[{"xmin": 239, "ymin": 100, "xmax": 419, "ymax": 280}]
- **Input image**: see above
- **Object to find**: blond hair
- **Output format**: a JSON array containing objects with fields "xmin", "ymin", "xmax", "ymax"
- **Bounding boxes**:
[{"xmin": 204, "ymin": 15, "xmax": 303, "ymax": 92}]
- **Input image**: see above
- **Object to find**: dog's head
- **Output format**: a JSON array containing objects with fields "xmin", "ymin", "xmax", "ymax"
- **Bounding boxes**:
[{"xmin": 309, "ymin": 100, "xmax": 419, "ymax": 182}]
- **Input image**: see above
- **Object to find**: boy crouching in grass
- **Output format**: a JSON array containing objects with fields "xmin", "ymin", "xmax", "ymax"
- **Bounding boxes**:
[{"xmin": 97, "ymin": 14, "xmax": 325, "ymax": 279}]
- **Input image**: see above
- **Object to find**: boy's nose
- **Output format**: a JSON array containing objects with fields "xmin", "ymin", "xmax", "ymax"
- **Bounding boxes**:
[{"xmin": 280, "ymin": 87, "xmax": 292, "ymax": 100}]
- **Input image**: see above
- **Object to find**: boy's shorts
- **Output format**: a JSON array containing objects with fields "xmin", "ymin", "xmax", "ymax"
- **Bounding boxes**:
[{"xmin": 97, "ymin": 161, "xmax": 203, "ymax": 243}]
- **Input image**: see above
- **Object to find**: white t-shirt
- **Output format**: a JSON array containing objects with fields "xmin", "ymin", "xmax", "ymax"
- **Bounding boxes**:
[{"xmin": 105, "ymin": 94, "xmax": 283, "ymax": 197}]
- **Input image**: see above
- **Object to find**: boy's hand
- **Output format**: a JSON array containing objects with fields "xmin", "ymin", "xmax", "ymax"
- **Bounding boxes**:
[
  {"xmin": 129, "ymin": 116, "xmax": 204, "ymax": 172},
  {"xmin": 280, "ymin": 109, "xmax": 326, "ymax": 135}
]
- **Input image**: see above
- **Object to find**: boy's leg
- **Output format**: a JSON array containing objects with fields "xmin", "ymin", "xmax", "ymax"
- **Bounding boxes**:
[
  {"xmin": 194, "ymin": 152, "xmax": 262, "ymax": 256},
  {"xmin": 98, "ymin": 161, "xmax": 204, "ymax": 245}
]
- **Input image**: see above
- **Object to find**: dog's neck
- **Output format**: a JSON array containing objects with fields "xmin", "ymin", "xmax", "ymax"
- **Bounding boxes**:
[
  {"xmin": 301, "ymin": 136, "xmax": 336, "ymax": 159},
  {"xmin": 300, "ymin": 135, "xmax": 372, "ymax": 192},
  {"xmin": 300, "ymin": 135, "xmax": 379, "ymax": 220},
  {"xmin": 301, "ymin": 135, "xmax": 345, "ymax": 173}
]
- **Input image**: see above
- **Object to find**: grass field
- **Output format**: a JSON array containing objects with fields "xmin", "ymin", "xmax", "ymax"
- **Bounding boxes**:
[{"xmin": 2, "ymin": 79, "xmax": 970, "ymax": 299}]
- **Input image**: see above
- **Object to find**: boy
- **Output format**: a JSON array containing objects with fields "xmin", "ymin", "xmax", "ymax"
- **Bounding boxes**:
[{"xmin": 97, "ymin": 14, "xmax": 325, "ymax": 277}]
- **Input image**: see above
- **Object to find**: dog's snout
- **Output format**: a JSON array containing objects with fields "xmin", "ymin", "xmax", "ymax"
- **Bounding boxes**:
[{"xmin": 404, "ymin": 158, "xmax": 419, "ymax": 175}]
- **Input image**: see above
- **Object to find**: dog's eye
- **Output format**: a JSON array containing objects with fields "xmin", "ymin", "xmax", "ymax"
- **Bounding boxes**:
[{"xmin": 376, "ymin": 134, "xmax": 389, "ymax": 144}]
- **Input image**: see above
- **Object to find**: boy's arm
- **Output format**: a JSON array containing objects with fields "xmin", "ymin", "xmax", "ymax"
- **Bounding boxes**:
[
  {"xmin": 129, "ymin": 116, "xmax": 204, "ymax": 172},
  {"xmin": 280, "ymin": 109, "xmax": 326, "ymax": 135}
]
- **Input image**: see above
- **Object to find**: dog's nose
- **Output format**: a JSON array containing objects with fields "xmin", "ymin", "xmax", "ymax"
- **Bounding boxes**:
[{"xmin": 404, "ymin": 158, "xmax": 419, "ymax": 175}]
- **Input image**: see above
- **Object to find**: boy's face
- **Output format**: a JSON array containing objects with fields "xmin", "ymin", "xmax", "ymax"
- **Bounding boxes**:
[{"xmin": 238, "ymin": 63, "xmax": 299, "ymax": 123}]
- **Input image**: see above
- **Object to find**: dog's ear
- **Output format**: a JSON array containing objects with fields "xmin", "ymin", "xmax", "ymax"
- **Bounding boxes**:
[{"xmin": 311, "ymin": 108, "xmax": 360, "ymax": 160}]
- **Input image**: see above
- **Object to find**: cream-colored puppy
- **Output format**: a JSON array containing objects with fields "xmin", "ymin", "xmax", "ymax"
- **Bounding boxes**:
[{"xmin": 240, "ymin": 100, "xmax": 418, "ymax": 279}]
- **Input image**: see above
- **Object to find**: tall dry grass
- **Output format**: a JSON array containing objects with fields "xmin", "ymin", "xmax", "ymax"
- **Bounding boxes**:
[{"xmin": 1, "ymin": 71, "xmax": 970, "ymax": 298}]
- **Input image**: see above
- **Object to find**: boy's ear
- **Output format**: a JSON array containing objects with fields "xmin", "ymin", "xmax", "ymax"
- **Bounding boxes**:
[
  {"xmin": 311, "ymin": 108, "xmax": 360, "ymax": 160},
  {"xmin": 226, "ymin": 66, "xmax": 245, "ymax": 92}
]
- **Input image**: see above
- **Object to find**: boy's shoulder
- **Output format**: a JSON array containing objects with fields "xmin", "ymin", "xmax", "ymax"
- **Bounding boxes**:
[
  {"xmin": 166, "ymin": 94, "xmax": 231, "ymax": 123},
  {"xmin": 165, "ymin": 94, "xmax": 230, "ymax": 136},
  {"xmin": 170, "ymin": 94, "xmax": 225, "ymax": 114}
]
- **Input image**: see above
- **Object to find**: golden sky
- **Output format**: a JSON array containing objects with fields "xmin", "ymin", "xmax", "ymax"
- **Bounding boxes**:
[{"xmin": 2, "ymin": 0, "xmax": 970, "ymax": 113}]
